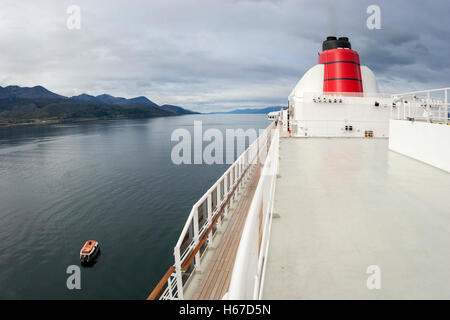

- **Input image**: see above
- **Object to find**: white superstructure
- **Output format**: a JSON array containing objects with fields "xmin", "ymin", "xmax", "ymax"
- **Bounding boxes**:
[{"xmin": 287, "ymin": 37, "xmax": 392, "ymax": 138}]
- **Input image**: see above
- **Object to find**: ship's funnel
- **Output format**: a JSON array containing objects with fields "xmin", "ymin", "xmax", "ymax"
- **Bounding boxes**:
[{"xmin": 319, "ymin": 36, "xmax": 363, "ymax": 93}]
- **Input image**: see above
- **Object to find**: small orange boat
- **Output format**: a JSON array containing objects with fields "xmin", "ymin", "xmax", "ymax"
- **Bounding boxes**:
[{"xmin": 80, "ymin": 240, "xmax": 100, "ymax": 264}]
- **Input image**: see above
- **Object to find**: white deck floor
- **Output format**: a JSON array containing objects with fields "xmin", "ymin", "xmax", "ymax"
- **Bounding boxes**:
[{"xmin": 263, "ymin": 138, "xmax": 450, "ymax": 299}]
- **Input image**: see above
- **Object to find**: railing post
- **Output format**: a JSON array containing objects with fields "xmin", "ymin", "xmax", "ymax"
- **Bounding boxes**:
[
  {"xmin": 192, "ymin": 205, "xmax": 202, "ymax": 272},
  {"xmin": 174, "ymin": 247, "xmax": 184, "ymax": 300},
  {"xmin": 232, "ymin": 166, "xmax": 237, "ymax": 202},
  {"xmin": 235, "ymin": 162, "xmax": 240, "ymax": 195},
  {"xmin": 238, "ymin": 159, "xmax": 242, "ymax": 193},
  {"xmin": 167, "ymin": 276, "xmax": 173, "ymax": 299},
  {"xmin": 403, "ymin": 100, "xmax": 406, "ymax": 120},
  {"xmin": 445, "ymin": 89, "xmax": 448, "ymax": 124},
  {"xmin": 240, "ymin": 157, "xmax": 243, "ymax": 179},
  {"xmin": 408, "ymin": 97, "xmax": 411, "ymax": 119},
  {"xmin": 244, "ymin": 151, "xmax": 249, "ymax": 183},
  {"xmin": 207, "ymin": 193, "xmax": 212, "ymax": 244},
  {"xmin": 224, "ymin": 174, "xmax": 229, "ymax": 218},
  {"xmin": 217, "ymin": 181, "xmax": 223, "ymax": 228}
]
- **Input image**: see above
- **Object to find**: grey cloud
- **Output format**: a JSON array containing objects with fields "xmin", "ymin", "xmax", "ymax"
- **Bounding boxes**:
[{"xmin": 0, "ymin": 0, "xmax": 449, "ymax": 111}]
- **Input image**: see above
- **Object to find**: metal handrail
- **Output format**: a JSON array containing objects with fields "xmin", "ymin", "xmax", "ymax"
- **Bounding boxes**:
[
  {"xmin": 393, "ymin": 87, "xmax": 450, "ymax": 96},
  {"xmin": 227, "ymin": 127, "xmax": 279, "ymax": 299},
  {"xmin": 181, "ymin": 163, "xmax": 254, "ymax": 271},
  {"xmin": 147, "ymin": 122, "xmax": 275, "ymax": 300},
  {"xmin": 392, "ymin": 87, "xmax": 449, "ymax": 124},
  {"xmin": 146, "ymin": 266, "xmax": 175, "ymax": 300},
  {"xmin": 146, "ymin": 164, "xmax": 251, "ymax": 300}
]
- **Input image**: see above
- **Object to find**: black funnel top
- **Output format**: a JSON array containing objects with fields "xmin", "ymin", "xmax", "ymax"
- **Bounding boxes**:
[{"xmin": 322, "ymin": 36, "xmax": 351, "ymax": 51}]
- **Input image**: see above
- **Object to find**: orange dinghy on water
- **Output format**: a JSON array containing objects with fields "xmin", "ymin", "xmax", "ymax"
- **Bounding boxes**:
[{"xmin": 80, "ymin": 240, "xmax": 100, "ymax": 264}]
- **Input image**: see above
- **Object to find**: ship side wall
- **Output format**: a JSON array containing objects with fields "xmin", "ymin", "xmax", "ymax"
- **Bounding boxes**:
[{"xmin": 389, "ymin": 120, "xmax": 450, "ymax": 172}]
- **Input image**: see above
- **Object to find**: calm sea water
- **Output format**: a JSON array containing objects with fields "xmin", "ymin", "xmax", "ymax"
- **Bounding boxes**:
[{"xmin": 0, "ymin": 114, "xmax": 269, "ymax": 299}]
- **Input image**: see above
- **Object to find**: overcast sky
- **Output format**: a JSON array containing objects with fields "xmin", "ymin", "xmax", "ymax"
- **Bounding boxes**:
[{"xmin": 0, "ymin": 0, "xmax": 449, "ymax": 112}]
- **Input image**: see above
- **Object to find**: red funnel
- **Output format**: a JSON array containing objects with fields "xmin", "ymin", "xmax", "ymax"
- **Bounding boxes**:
[{"xmin": 319, "ymin": 37, "xmax": 363, "ymax": 93}]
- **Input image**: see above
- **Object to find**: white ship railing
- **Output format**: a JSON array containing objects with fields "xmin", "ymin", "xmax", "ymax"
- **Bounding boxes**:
[
  {"xmin": 147, "ymin": 122, "xmax": 276, "ymax": 300},
  {"xmin": 226, "ymin": 127, "xmax": 279, "ymax": 300},
  {"xmin": 391, "ymin": 87, "xmax": 450, "ymax": 124}
]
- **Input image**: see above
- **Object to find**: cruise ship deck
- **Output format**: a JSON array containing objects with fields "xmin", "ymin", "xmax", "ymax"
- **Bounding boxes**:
[{"xmin": 263, "ymin": 137, "xmax": 450, "ymax": 299}]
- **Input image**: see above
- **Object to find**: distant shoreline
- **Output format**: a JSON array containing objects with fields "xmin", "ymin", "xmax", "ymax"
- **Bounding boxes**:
[
  {"xmin": 0, "ymin": 85, "xmax": 199, "ymax": 127},
  {"xmin": 0, "ymin": 115, "xmax": 178, "ymax": 129},
  {"xmin": 209, "ymin": 106, "xmax": 285, "ymax": 114}
]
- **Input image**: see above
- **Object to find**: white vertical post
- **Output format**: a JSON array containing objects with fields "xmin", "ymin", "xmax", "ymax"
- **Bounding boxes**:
[
  {"xmin": 192, "ymin": 205, "xmax": 202, "ymax": 272},
  {"xmin": 217, "ymin": 180, "xmax": 223, "ymax": 227},
  {"xmin": 427, "ymin": 91, "xmax": 431, "ymax": 122},
  {"xmin": 445, "ymin": 89, "xmax": 448, "ymax": 124},
  {"xmin": 236, "ymin": 161, "xmax": 240, "ymax": 194},
  {"xmin": 404, "ymin": 98, "xmax": 407, "ymax": 119},
  {"xmin": 207, "ymin": 193, "xmax": 212, "ymax": 244},
  {"xmin": 174, "ymin": 247, "xmax": 184, "ymax": 300},
  {"xmin": 232, "ymin": 166, "xmax": 236, "ymax": 202},
  {"xmin": 244, "ymin": 151, "xmax": 248, "ymax": 183},
  {"xmin": 238, "ymin": 158, "xmax": 242, "ymax": 191},
  {"xmin": 240, "ymin": 158, "xmax": 243, "ymax": 189},
  {"xmin": 408, "ymin": 96, "xmax": 411, "ymax": 119},
  {"xmin": 167, "ymin": 276, "xmax": 173, "ymax": 299},
  {"xmin": 224, "ymin": 174, "xmax": 229, "ymax": 218},
  {"xmin": 237, "ymin": 161, "xmax": 240, "ymax": 188}
]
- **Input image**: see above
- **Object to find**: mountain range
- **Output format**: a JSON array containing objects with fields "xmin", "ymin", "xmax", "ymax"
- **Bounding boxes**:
[{"xmin": 0, "ymin": 85, "xmax": 197, "ymax": 127}]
